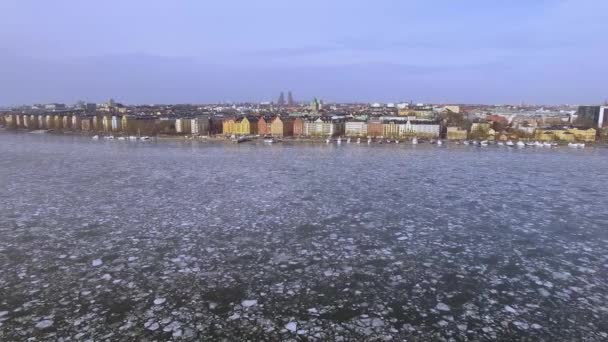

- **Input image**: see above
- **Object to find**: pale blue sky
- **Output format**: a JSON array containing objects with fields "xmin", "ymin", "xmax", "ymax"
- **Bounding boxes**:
[{"xmin": 0, "ymin": 0, "xmax": 606, "ymax": 105}]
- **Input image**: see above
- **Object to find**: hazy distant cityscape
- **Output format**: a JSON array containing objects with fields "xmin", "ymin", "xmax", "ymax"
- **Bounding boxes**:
[{"xmin": 2, "ymin": 94, "xmax": 607, "ymax": 144}]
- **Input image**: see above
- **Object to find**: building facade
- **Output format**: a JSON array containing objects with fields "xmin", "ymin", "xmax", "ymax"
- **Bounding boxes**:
[
  {"xmin": 190, "ymin": 117, "xmax": 210, "ymax": 135},
  {"xmin": 271, "ymin": 116, "xmax": 294, "ymax": 137},
  {"xmin": 345, "ymin": 121, "xmax": 368, "ymax": 137},
  {"xmin": 234, "ymin": 116, "xmax": 258, "ymax": 135},
  {"xmin": 447, "ymin": 127, "xmax": 468, "ymax": 140},
  {"xmin": 222, "ymin": 118, "xmax": 236, "ymax": 135},
  {"xmin": 293, "ymin": 118, "xmax": 305, "ymax": 136}
]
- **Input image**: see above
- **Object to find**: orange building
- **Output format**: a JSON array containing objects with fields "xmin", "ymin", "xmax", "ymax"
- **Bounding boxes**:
[
  {"xmin": 271, "ymin": 116, "xmax": 295, "ymax": 137},
  {"xmin": 293, "ymin": 118, "xmax": 305, "ymax": 136}
]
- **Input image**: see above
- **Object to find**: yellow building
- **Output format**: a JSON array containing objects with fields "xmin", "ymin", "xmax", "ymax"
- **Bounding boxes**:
[
  {"xmin": 222, "ymin": 118, "xmax": 236, "ymax": 135},
  {"xmin": 382, "ymin": 122, "xmax": 400, "ymax": 138},
  {"xmin": 270, "ymin": 116, "xmax": 294, "ymax": 137},
  {"xmin": 446, "ymin": 127, "xmax": 467, "ymax": 140},
  {"xmin": 536, "ymin": 128, "xmax": 596, "ymax": 142},
  {"xmin": 571, "ymin": 128, "xmax": 596, "ymax": 142},
  {"xmin": 536, "ymin": 130, "xmax": 555, "ymax": 142},
  {"xmin": 234, "ymin": 116, "xmax": 258, "ymax": 135}
]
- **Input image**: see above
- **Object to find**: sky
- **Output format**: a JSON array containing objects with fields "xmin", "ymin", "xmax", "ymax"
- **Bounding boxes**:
[{"xmin": 0, "ymin": 0, "xmax": 606, "ymax": 105}]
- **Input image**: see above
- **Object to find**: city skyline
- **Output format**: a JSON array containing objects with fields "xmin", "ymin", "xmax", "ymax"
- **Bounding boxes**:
[{"xmin": 1, "ymin": 0, "xmax": 607, "ymax": 105}]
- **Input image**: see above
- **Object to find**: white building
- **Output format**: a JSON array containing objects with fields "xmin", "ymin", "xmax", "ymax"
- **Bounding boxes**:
[
  {"xmin": 303, "ymin": 118, "xmax": 344, "ymax": 137},
  {"xmin": 111, "ymin": 116, "xmax": 121, "ymax": 132},
  {"xmin": 190, "ymin": 117, "xmax": 209, "ymax": 135},
  {"xmin": 175, "ymin": 118, "xmax": 192, "ymax": 134},
  {"xmin": 399, "ymin": 120, "xmax": 440, "ymax": 137},
  {"xmin": 345, "ymin": 121, "xmax": 368, "ymax": 136}
]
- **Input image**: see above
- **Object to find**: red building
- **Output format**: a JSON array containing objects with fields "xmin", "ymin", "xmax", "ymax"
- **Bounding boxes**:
[
  {"xmin": 258, "ymin": 116, "xmax": 273, "ymax": 136},
  {"xmin": 367, "ymin": 121, "xmax": 384, "ymax": 137}
]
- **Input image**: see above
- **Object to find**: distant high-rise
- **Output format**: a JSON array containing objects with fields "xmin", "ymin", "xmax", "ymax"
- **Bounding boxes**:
[
  {"xmin": 576, "ymin": 105, "xmax": 608, "ymax": 128},
  {"xmin": 287, "ymin": 91, "xmax": 294, "ymax": 106},
  {"xmin": 277, "ymin": 92, "xmax": 285, "ymax": 106}
]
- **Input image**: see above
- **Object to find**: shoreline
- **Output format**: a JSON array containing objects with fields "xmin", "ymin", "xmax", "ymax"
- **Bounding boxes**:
[{"xmin": 1, "ymin": 127, "xmax": 606, "ymax": 147}]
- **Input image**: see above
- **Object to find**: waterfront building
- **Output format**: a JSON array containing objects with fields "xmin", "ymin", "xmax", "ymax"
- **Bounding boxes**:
[
  {"xmin": 156, "ymin": 118, "xmax": 177, "ymax": 135},
  {"xmin": 576, "ymin": 106, "xmax": 608, "ymax": 128},
  {"xmin": 175, "ymin": 118, "xmax": 192, "ymax": 134},
  {"xmin": 4, "ymin": 113, "xmax": 17, "ymax": 128},
  {"xmin": 572, "ymin": 128, "xmax": 597, "ymax": 142},
  {"xmin": 535, "ymin": 127, "xmax": 596, "ymax": 142},
  {"xmin": 71, "ymin": 115, "xmax": 82, "ymax": 130},
  {"xmin": 111, "ymin": 115, "xmax": 122, "ymax": 132},
  {"xmin": 23, "ymin": 114, "xmax": 38, "ymax": 129},
  {"xmin": 190, "ymin": 117, "xmax": 210, "ymax": 135},
  {"xmin": 271, "ymin": 116, "xmax": 294, "ymax": 137},
  {"xmin": 37, "ymin": 115, "xmax": 45, "ymax": 129},
  {"xmin": 303, "ymin": 117, "xmax": 342, "ymax": 137},
  {"xmin": 293, "ymin": 117, "xmax": 305, "ymax": 136},
  {"xmin": 447, "ymin": 127, "xmax": 468, "ymax": 140},
  {"xmin": 54, "ymin": 115, "xmax": 63, "ymax": 130},
  {"xmin": 209, "ymin": 117, "xmax": 224, "ymax": 135},
  {"xmin": 81, "ymin": 117, "xmax": 93, "ymax": 131},
  {"xmin": 235, "ymin": 116, "xmax": 258, "ymax": 135},
  {"xmin": 399, "ymin": 120, "xmax": 441, "ymax": 138},
  {"xmin": 62, "ymin": 115, "xmax": 72, "ymax": 130},
  {"xmin": 367, "ymin": 120, "xmax": 384, "ymax": 137},
  {"xmin": 45, "ymin": 115, "xmax": 54, "ymax": 129},
  {"xmin": 345, "ymin": 121, "xmax": 368, "ymax": 137},
  {"xmin": 122, "ymin": 115, "xmax": 158, "ymax": 135},
  {"xmin": 383, "ymin": 121, "xmax": 401, "ymax": 138},
  {"xmin": 102, "ymin": 115, "xmax": 112, "ymax": 132},
  {"xmin": 222, "ymin": 118, "xmax": 236, "ymax": 135},
  {"xmin": 257, "ymin": 116, "xmax": 272, "ymax": 136},
  {"xmin": 92, "ymin": 115, "xmax": 103, "ymax": 131}
]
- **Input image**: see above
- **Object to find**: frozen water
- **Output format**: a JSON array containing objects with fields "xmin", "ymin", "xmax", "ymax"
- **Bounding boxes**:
[
  {"xmin": 35, "ymin": 320, "xmax": 53, "ymax": 329},
  {"xmin": 285, "ymin": 322, "xmax": 297, "ymax": 332},
  {"xmin": 241, "ymin": 299, "xmax": 257, "ymax": 307},
  {"xmin": 435, "ymin": 303, "xmax": 451, "ymax": 312},
  {"xmin": 1, "ymin": 133, "xmax": 608, "ymax": 341}
]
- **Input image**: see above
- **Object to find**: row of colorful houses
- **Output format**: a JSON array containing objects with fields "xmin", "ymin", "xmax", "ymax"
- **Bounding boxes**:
[
  {"xmin": 222, "ymin": 116, "xmax": 442, "ymax": 138},
  {"xmin": 3, "ymin": 112, "xmax": 597, "ymax": 142}
]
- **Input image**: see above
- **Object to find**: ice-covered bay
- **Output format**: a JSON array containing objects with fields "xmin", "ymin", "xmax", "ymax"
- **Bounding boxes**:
[{"xmin": 0, "ymin": 132, "xmax": 607, "ymax": 341}]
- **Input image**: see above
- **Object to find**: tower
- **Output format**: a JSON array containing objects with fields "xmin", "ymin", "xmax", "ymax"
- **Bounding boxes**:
[
  {"xmin": 277, "ymin": 92, "xmax": 285, "ymax": 106},
  {"xmin": 287, "ymin": 91, "xmax": 294, "ymax": 106}
]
